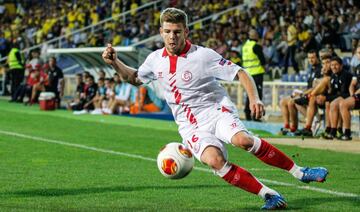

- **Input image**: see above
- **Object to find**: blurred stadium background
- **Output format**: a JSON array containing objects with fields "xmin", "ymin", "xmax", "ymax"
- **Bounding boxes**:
[{"xmin": 0, "ymin": 0, "xmax": 359, "ymax": 130}]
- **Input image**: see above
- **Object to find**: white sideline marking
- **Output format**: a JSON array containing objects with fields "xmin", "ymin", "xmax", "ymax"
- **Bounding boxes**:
[{"xmin": 0, "ymin": 130, "xmax": 359, "ymax": 198}]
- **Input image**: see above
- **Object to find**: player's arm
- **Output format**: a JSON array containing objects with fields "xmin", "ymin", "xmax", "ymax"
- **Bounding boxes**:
[
  {"xmin": 310, "ymin": 76, "xmax": 330, "ymax": 96},
  {"xmin": 102, "ymin": 44, "xmax": 142, "ymax": 86},
  {"xmin": 237, "ymin": 69, "xmax": 264, "ymax": 119},
  {"xmin": 355, "ymin": 88, "xmax": 360, "ymax": 95},
  {"xmin": 349, "ymin": 77, "xmax": 358, "ymax": 96}
]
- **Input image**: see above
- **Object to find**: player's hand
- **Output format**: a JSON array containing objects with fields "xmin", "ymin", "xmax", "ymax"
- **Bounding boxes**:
[
  {"xmin": 250, "ymin": 99, "xmax": 265, "ymax": 120},
  {"xmin": 102, "ymin": 43, "xmax": 117, "ymax": 65}
]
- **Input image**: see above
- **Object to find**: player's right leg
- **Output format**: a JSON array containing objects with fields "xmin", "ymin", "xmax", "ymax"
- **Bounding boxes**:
[
  {"xmin": 200, "ymin": 145, "xmax": 287, "ymax": 210},
  {"xmin": 287, "ymin": 98, "xmax": 299, "ymax": 133}
]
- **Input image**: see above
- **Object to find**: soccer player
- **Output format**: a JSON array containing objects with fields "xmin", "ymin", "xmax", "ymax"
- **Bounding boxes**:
[{"xmin": 102, "ymin": 8, "xmax": 328, "ymax": 210}]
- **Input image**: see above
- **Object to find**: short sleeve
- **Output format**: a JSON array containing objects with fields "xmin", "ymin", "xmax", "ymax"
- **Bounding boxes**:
[
  {"xmin": 58, "ymin": 69, "xmax": 64, "ymax": 79},
  {"xmin": 204, "ymin": 48, "xmax": 241, "ymax": 81},
  {"xmin": 137, "ymin": 52, "xmax": 157, "ymax": 84}
]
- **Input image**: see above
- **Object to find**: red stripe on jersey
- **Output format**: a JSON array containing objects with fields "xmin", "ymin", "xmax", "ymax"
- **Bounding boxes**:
[
  {"xmin": 221, "ymin": 106, "xmax": 232, "ymax": 113},
  {"xmin": 174, "ymin": 90, "xmax": 181, "ymax": 104},
  {"xmin": 169, "ymin": 73, "xmax": 176, "ymax": 81},
  {"xmin": 170, "ymin": 79, "xmax": 176, "ymax": 87},
  {"xmin": 169, "ymin": 56, "xmax": 178, "ymax": 74}
]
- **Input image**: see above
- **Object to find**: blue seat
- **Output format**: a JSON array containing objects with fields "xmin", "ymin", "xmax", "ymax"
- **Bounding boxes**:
[
  {"xmin": 281, "ymin": 74, "xmax": 289, "ymax": 82},
  {"xmin": 289, "ymin": 74, "xmax": 296, "ymax": 82}
]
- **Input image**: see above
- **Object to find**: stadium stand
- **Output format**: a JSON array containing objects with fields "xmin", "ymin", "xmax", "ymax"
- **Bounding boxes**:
[{"xmin": 0, "ymin": 0, "xmax": 359, "ymax": 137}]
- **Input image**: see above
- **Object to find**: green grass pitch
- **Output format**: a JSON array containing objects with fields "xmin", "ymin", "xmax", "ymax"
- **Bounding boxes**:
[{"xmin": 0, "ymin": 100, "xmax": 359, "ymax": 211}]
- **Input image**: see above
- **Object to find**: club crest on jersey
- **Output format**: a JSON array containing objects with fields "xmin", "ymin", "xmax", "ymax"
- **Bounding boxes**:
[
  {"xmin": 182, "ymin": 70, "xmax": 192, "ymax": 82},
  {"xmin": 157, "ymin": 72, "xmax": 163, "ymax": 79}
]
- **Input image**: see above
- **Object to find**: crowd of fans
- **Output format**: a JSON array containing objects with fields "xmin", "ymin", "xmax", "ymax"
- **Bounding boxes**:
[{"xmin": 184, "ymin": 0, "xmax": 360, "ymax": 72}]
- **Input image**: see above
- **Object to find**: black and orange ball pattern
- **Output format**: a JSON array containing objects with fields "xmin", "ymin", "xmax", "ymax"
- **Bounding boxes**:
[{"xmin": 161, "ymin": 158, "xmax": 178, "ymax": 175}]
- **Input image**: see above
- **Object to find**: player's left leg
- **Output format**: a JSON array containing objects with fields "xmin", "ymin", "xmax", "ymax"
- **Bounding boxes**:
[
  {"xmin": 339, "ymin": 96, "xmax": 356, "ymax": 140},
  {"xmin": 328, "ymin": 97, "xmax": 343, "ymax": 138},
  {"xmin": 232, "ymin": 132, "xmax": 328, "ymax": 183},
  {"xmin": 215, "ymin": 112, "xmax": 328, "ymax": 184}
]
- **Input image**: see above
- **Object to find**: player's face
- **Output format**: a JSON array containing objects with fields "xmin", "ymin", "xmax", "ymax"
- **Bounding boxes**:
[
  {"xmin": 321, "ymin": 59, "xmax": 331, "ymax": 75},
  {"xmin": 356, "ymin": 47, "xmax": 360, "ymax": 60},
  {"xmin": 49, "ymin": 58, "xmax": 56, "ymax": 68},
  {"xmin": 160, "ymin": 22, "xmax": 189, "ymax": 56},
  {"xmin": 330, "ymin": 61, "xmax": 342, "ymax": 74},
  {"xmin": 76, "ymin": 75, "xmax": 82, "ymax": 84},
  {"xmin": 307, "ymin": 53, "xmax": 318, "ymax": 65}
]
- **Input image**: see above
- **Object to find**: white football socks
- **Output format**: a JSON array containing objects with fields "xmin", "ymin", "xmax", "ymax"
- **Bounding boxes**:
[
  {"xmin": 289, "ymin": 164, "xmax": 304, "ymax": 180},
  {"xmin": 258, "ymin": 185, "xmax": 279, "ymax": 200},
  {"xmin": 214, "ymin": 162, "xmax": 232, "ymax": 177}
]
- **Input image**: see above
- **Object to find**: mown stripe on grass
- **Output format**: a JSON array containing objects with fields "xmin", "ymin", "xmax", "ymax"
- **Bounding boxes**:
[{"xmin": 0, "ymin": 129, "xmax": 359, "ymax": 198}]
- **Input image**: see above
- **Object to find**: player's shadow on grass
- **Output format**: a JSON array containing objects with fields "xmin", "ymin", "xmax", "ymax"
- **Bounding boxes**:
[{"xmin": 1, "ymin": 184, "xmax": 228, "ymax": 197}]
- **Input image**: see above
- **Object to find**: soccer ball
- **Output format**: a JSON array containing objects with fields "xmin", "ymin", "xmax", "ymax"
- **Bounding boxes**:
[{"xmin": 157, "ymin": 142, "xmax": 195, "ymax": 179}]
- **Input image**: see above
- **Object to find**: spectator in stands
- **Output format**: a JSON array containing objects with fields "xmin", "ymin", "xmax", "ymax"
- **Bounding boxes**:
[
  {"xmin": 319, "ymin": 48, "xmax": 332, "ymax": 60},
  {"xmin": 350, "ymin": 45, "xmax": 360, "ymax": 73},
  {"xmin": 279, "ymin": 50, "xmax": 322, "ymax": 135},
  {"xmin": 46, "ymin": 57, "xmax": 64, "ymax": 108},
  {"xmin": 105, "ymin": 78, "xmax": 133, "ymax": 114},
  {"xmin": 323, "ymin": 57, "xmax": 355, "ymax": 139},
  {"xmin": 29, "ymin": 64, "xmax": 48, "ymax": 105},
  {"xmin": 263, "ymin": 38, "xmax": 278, "ymax": 66},
  {"xmin": 27, "ymin": 48, "xmax": 43, "ymax": 68},
  {"xmin": 7, "ymin": 39, "xmax": 25, "ymax": 102},
  {"xmin": 113, "ymin": 72, "xmax": 121, "ymax": 85},
  {"xmin": 0, "ymin": 31, "xmax": 10, "ymax": 58},
  {"xmin": 67, "ymin": 73, "xmax": 85, "ymax": 111},
  {"xmin": 130, "ymin": 85, "xmax": 163, "ymax": 114},
  {"xmin": 339, "ymin": 65, "xmax": 360, "ymax": 140},
  {"xmin": 229, "ymin": 48, "xmax": 241, "ymax": 66},
  {"xmin": 241, "ymin": 29, "xmax": 266, "ymax": 121},
  {"xmin": 283, "ymin": 18, "xmax": 299, "ymax": 74},
  {"xmin": 90, "ymin": 77, "xmax": 107, "ymax": 115},
  {"xmin": 276, "ymin": 32, "xmax": 288, "ymax": 67},
  {"xmin": 302, "ymin": 30, "xmax": 320, "ymax": 53},
  {"xmin": 324, "ymin": 44, "xmax": 338, "ymax": 58},
  {"xmin": 83, "ymin": 71, "xmax": 91, "ymax": 82},
  {"xmin": 295, "ymin": 55, "xmax": 332, "ymax": 137},
  {"xmin": 73, "ymin": 75, "xmax": 97, "ymax": 114},
  {"xmin": 98, "ymin": 69, "xmax": 106, "ymax": 79}
]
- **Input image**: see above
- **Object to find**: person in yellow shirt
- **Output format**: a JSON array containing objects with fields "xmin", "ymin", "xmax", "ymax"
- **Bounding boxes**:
[
  {"xmin": 241, "ymin": 29, "xmax": 266, "ymax": 121},
  {"xmin": 7, "ymin": 40, "xmax": 25, "ymax": 102},
  {"xmin": 284, "ymin": 18, "xmax": 299, "ymax": 74}
]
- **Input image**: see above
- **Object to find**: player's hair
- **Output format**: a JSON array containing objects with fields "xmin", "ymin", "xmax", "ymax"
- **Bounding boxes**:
[
  {"xmin": 321, "ymin": 54, "xmax": 331, "ymax": 61},
  {"xmin": 308, "ymin": 49, "xmax": 317, "ymax": 56},
  {"xmin": 160, "ymin": 8, "xmax": 188, "ymax": 27},
  {"xmin": 88, "ymin": 75, "xmax": 95, "ymax": 81},
  {"xmin": 49, "ymin": 56, "xmax": 56, "ymax": 62},
  {"xmin": 330, "ymin": 56, "xmax": 343, "ymax": 65}
]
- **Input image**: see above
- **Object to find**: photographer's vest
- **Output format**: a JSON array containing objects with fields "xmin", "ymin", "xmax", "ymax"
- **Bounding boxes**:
[
  {"xmin": 242, "ymin": 40, "xmax": 265, "ymax": 76},
  {"xmin": 8, "ymin": 48, "xmax": 24, "ymax": 69}
]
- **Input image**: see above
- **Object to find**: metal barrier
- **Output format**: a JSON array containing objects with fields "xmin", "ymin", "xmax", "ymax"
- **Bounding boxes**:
[{"xmin": 221, "ymin": 81, "xmax": 308, "ymax": 111}]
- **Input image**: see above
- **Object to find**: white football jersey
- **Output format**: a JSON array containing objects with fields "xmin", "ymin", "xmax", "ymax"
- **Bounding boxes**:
[{"xmin": 137, "ymin": 41, "xmax": 241, "ymax": 131}]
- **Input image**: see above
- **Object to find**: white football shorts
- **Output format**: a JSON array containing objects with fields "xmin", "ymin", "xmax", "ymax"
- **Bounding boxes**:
[{"xmin": 181, "ymin": 107, "xmax": 248, "ymax": 162}]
